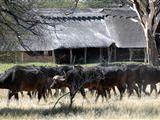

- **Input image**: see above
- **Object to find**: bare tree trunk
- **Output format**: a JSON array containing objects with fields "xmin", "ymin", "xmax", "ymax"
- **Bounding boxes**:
[
  {"xmin": 131, "ymin": 0, "xmax": 160, "ymax": 65},
  {"xmin": 145, "ymin": 28, "xmax": 159, "ymax": 65}
]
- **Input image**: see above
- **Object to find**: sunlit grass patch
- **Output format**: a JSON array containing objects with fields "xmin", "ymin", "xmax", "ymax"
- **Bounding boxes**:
[
  {"xmin": 0, "ymin": 62, "xmax": 99, "ymax": 73},
  {"xmin": 0, "ymin": 61, "xmax": 145, "ymax": 73}
]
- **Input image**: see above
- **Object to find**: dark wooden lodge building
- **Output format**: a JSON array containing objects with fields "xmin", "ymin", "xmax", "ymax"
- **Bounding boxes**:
[{"xmin": 0, "ymin": 7, "xmax": 160, "ymax": 64}]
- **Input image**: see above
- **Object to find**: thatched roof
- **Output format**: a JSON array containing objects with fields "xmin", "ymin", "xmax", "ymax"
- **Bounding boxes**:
[
  {"xmin": 0, "ymin": 8, "xmax": 113, "ymax": 51},
  {"xmin": 0, "ymin": 28, "xmax": 60, "ymax": 51},
  {"xmin": 40, "ymin": 9, "xmax": 113, "ymax": 49},
  {"xmin": 1, "ymin": 7, "xmax": 159, "ymax": 51},
  {"xmin": 102, "ymin": 7, "xmax": 146, "ymax": 48}
]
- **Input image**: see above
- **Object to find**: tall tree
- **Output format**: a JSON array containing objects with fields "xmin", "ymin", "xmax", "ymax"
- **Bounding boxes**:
[{"xmin": 128, "ymin": 0, "xmax": 160, "ymax": 65}]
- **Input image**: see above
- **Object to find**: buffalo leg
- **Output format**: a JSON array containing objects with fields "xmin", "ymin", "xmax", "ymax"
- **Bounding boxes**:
[
  {"xmin": 38, "ymin": 93, "xmax": 42, "ymax": 102},
  {"xmin": 69, "ymin": 86, "xmax": 76, "ymax": 107},
  {"xmin": 79, "ymin": 87, "xmax": 90, "ymax": 104},
  {"xmin": 95, "ymin": 83, "xmax": 106, "ymax": 103},
  {"xmin": 95, "ymin": 93, "xmax": 100, "ymax": 103},
  {"xmin": 142, "ymin": 84, "xmax": 150, "ymax": 95},
  {"xmin": 127, "ymin": 89, "xmax": 133, "ymax": 98},
  {"xmin": 138, "ymin": 84, "xmax": 142, "ymax": 97},
  {"xmin": 127, "ymin": 84, "xmax": 134, "ymax": 98},
  {"xmin": 106, "ymin": 88, "xmax": 111, "ymax": 99},
  {"xmin": 133, "ymin": 84, "xmax": 141, "ymax": 98},
  {"xmin": 7, "ymin": 91, "xmax": 16, "ymax": 106},
  {"xmin": 95, "ymin": 89, "xmax": 106, "ymax": 103},
  {"xmin": 31, "ymin": 91, "xmax": 37, "ymax": 98},
  {"xmin": 117, "ymin": 85, "xmax": 126, "ymax": 100},
  {"xmin": 42, "ymin": 87, "xmax": 47, "ymax": 102},
  {"xmin": 14, "ymin": 93, "xmax": 19, "ymax": 100},
  {"xmin": 69, "ymin": 84, "xmax": 84, "ymax": 107},
  {"xmin": 150, "ymin": 85, "xmax": 154, "ymax": 95},
  {"xmin": 89, "ymin": 89, "xmax": 95, "ymax": 96},
  {"xmin": 150, "ymin": 84, "xmax": 157, "ymax": 97},
  {"xmin": 154, "ymin": 85, "xmax": 158, "ymax": 97},
  {"xmin": 27, "ymin": 92, "xmax": 32, "ymax": 99},
  {"xmin": 37, "ymin": 89, "xmax": 43, "ymax": 103},
  {"xmin": 69, "ymin": 92, "xmax": 76, "ymax": 108},
  {"xmin": 47, "ymin": 88, "xmax": 52, "ymax": 97},
  {"xmin": 14, "ymin": 92, "xmax": 19, "ymax": 105},
  {"xmin": 20, "ymin": 92, "xmax": 24, "ymax": 98},
  {"xmin": 102, "ymin": 90, "xmax": 107, "ymax": 102},
  {"xmin": 112, "ymin": 86, "xmax": 117, "ymax": 96},
  {"xmin": 60, "ymin": 87, "xmax": 66, "ymax": 95},
  {"xmin": 54, "ymin": 89, "xmax": 59, "ymax": 97},
  {"xmin": 158, "ymin": 86, "xmax": 160, "ymax": 95},
  {"xmin": 95, "ymin": 89, "xmax": 101, "ymax": 103},
  {"xmin": 127, "ymin": 81, "xmax": 140, "ymax": 98}
]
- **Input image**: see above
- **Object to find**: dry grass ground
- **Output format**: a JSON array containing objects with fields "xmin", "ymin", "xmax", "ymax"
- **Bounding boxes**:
[{"xmin": 0, "ymin": 89, "xmax": 159, "ymax": 120}]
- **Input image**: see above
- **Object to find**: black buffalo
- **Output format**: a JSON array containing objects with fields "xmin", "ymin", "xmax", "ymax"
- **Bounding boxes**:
[{"xmin": 0, "ymin": 65, "xmax": 49, "ymax": 105}]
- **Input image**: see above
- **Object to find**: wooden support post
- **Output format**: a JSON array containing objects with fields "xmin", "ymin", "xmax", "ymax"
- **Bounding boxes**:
[
  {"xmin": 144, "ymin": 48, "xmax": 147, "ymax": 63},
  {"xmin": 70, "ymin": 49, "xmax": 73, "ymax": 64},
  {"xmin": 99, "ymin": 48, "xmax": 103, "ymax": 63},
  {"xmin": 14, "ymin": 52, "xmax": 18, "ymax": 63},
  {"xmin": 129, "ymin": 49, "xmax": 133, "ymax": 61},
  {"xmin": 21, "ymin": 52, "xmax": 23, "ymax": 63},
  {"xmin": 84, "ymin": 48, "xmax": 87, "ymax": 64},
  {"xmin": 52, "ymin": 50, "xmax": 56, "ymax": 63},
  {"xmin": 114, "ymin": 46, "xmax": 117, "ymax": 62},
  {"xmin": 44, "ymin": 51, "xmax": 48, "ymax": 56},
  {"xmin": 108, "ymin": 47, "xmax": 111, "ymax": 63}
]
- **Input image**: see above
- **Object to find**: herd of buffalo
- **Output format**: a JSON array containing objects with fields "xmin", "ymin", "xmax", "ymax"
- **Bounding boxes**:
[{"xmin": 0, "ymin": 63, "xmax": 160, "ymax": 106}]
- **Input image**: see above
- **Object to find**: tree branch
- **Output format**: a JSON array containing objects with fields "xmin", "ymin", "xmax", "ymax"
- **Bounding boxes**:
[
  {"xmin": 131, "ymin": 0, "xmax": 146, "ymax": 27},
  {"xmin": 155, "ymin": 0, "xmax": 160, "ymax": 16},
  {"xmin": 148, "ymin": 0, "xmax": 156, "ymax": 30}
]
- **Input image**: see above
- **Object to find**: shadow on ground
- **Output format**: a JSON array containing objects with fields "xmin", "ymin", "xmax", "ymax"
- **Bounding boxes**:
[
  {"xmin": 0, "ymin": 105, "xmax": 114, "ymax": 117},
  {"xmin": 0, "ymin": 104, "xmax": 158, "ymax": 118}
]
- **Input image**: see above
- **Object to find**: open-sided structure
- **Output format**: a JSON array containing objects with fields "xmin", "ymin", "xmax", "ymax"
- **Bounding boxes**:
[{"xmin": 0, "ymin": 7, "xmax": 159, "ymax": 64}]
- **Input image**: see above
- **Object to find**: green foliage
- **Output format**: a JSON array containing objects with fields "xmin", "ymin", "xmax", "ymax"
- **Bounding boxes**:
[
  {"xmin": 0, "ymin": 61, "xmax": 144, "ymax": 73},
  {"xmin": 84, "ymin": 0, "xmax": 112, "ymax": 8},
  {"xmin": 38, "ymin": 0, "xmax": 77, "ymax": 8},
  {"xmin": 37, "ymin": 0, "xmax": 127, "ymax": 8},
  {"xmin": 84, "ymin": 0, "xmax": 129, "ymax": 8},
  {"xmin": 37, "ymin": 0, "xmax": 110, "ymax": 8},
  {"xmin": 0, "ymin": 62, "xmax": 97, "ymax": 72},
  {"xmin": 0, "ymin": 62, "xmax": 56, "ymax": 73}
]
